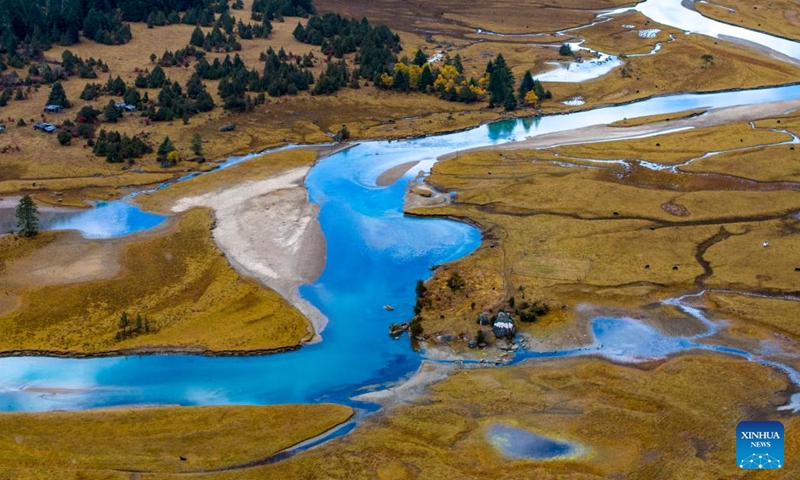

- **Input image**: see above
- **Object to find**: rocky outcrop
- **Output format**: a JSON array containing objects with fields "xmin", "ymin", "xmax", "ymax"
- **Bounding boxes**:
[
  {"xmin": 389, "ymin": 322, "xmax": 409, "ymax": 336},
  {"xmin": 492, "ymin": 311, "xmax": 516, "ymax": 339}
]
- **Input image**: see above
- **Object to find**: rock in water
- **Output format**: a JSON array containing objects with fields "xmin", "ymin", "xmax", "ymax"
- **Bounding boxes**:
[{"xmin": 389, "ymin": 322, "xmax": 409, "ymax": 336}]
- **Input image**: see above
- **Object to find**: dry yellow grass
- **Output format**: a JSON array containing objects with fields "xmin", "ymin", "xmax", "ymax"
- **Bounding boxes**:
[
  {"xmin": 0, "ymin": 403, "xmax": 353, "ymax": 478},
  {"xmin": 608, "ymin": 108, "xmax": 708, "ymax": 127},
  {"xmin": 544, "ymin": 32, "xmax": 800, "ymax": 114},
  {"xmin": 555, "ymin": 121, "xmax": 790, "ymax": 164},
  {"xmin": 0, "ymin": 208, "xmax": 312, "ymax": 355},
  {"xmin": 207, "ymin": 355, "xmax": 797, "ymax": 479},
  {"xmin": 702, "ymin": 218, "xmax": 800, "ymax": 292},
  {"xmin": 0, "ymin": 0, "xmax": 797, "ymax": 209},
  {"xmin": 695, "ymin": 0, "xmax": 800, "ymax": 41},
  {"xmin": 682, "ymin": 143, "xmax": 800, "ymax": 182},
  {"xmin": 579, "ymin": 11, "xmax": 680, "ymax": 55},
  {"xmin": 405, "ymin": 115, "xmax": 800, "ymax": 342},
  {"xmin": 0, "ymin": 17, "xmax": 498, "ymax": 206},
  {"xmin": 317, "ymin": 0, "xmax": 636, "ymax": 37}
]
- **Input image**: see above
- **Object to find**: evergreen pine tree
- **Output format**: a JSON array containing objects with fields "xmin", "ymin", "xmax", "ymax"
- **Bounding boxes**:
[
  {"xmin": 412, "ymin": 49, "xmax": 428, "ymax": 67},
  {"xmin": 15, "ymin": 195, "xmax": 39, "ymax": 237},
  {"xmin": 158, "ymin": 136, "xmax": 176, "ymax": 156},
  {"xmin": 191, "ymin": 133, "xmax": 203, "ymax": 155},
  {"xmin": 452, "ymin": 54, "xmax": 463, "ymax": 73},
  {"xmin": 503, "ymin": 91, "xmax": 518, "ymax": 111},
  {"xmin": 119, "ymin": 312, "xmax": 129, "ymax": 331},
  {"xmin": 104, "ymin": 100, "xmax": 121, "ymax": 122},
  {"xmin": 190, "ymin": 27, "xmax": 205, "ymax": 47},
  {"xmin": 417, "ymin": 64, "xmax": 434, "ymax": 92},
  {"xmin": 519, "ymin": 71, "xmax": 535, "ymax": 99},
  {"xmin": 46, "ymin": 81, "xmax": 70, "ymax": 108}
]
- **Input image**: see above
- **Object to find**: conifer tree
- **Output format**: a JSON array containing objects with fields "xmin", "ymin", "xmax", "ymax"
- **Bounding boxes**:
[
  {"xmin": 412, "ymin": 49, "xmax": 428, "ymax": 67},
  {"xmin": 158, "ymin": 136, "xmax": 176, "ymax": 156},
  {"xmin": 15, "ymin": 195, "xmax": 39, "ymax": 237},
  {"xmin": 104, "ymin": 100, "xmax": 120, "ymax": 123},
  {"xmin": 46, "ymin": 81, "xmax": 70, "ymax": 107},
  {"xmin": 191, "ymin": 133, "xmax": 203, "ymax": 155},
  {"xmin": 519, "ymin": 71, "xmax": 535, "ymax": 100},
  {"xmin": 418, "ymin": 64, "xmax": 434, "ymax": 92},
  {"xmin": 190, "ymin": 27, "xmax": 205, "ymax": 47}
]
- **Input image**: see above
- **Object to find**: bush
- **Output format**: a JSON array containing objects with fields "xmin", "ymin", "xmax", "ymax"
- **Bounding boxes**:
[
  {"xmin": 409, "ymin": 318, "xmax": 423, "ymax": 337},
  {"xmin": 446, "ymin": 272, "xmax": 465, "ymax": 292},
  {"xmin": 57, "ymin": 130, "xmax": 71, "ymax": 145}
]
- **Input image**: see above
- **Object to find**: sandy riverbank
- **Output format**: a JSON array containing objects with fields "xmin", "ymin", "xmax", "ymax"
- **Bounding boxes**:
[
  {"xmin": 375, "ymin": 161, "xmax": 420, "ymax": 187},
  {"xmin": 172, "ymin": 166, "xmax": 328, "ymax": 340}
]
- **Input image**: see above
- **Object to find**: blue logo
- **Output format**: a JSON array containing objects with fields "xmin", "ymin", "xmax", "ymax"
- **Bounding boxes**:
[{"xmin": 737, "ymin": 421, "xmax": 784, "ymax": 469}]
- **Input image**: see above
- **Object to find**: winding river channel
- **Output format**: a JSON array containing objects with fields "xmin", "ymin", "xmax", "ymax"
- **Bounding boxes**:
[{"xmin": 2, "ymin": 0, "xmax": 800, "ymax": 414}]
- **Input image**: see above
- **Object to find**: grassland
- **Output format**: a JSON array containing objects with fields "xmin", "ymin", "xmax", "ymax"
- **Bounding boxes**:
[
  {"xmin": 695, "ymin": 0, "xmax": 800, "ymax": 41},
  {"xmin": 202, "ymin": 355, "xmax": 797, "ymax": 479},
  {"xmin": 0, "ymin": 403, "xmax": 353, "ymax": 479},
  {"xmin": 579, "ymin": 11, "xmax": 679, "ymax": 55},
  {"xmin": 316, "ymin": 0, "xmax": 637, "ymax": 37},
  {"xmin": 608, "ymin": 108, "xmax": 708, "ymax": 127},
  {"xmin": 405, "ymin": 112, "xmax": 800, "ymax": 345},
  {"xmin": 555, "ymin": 120, "xmax": 791, "ymax": 164},
  {"xmin": 1, "ymin": 0, "xmax": 798, "ymax": 207},
  {"xmin": 0, "ymin": 208, "xmax": 312, "ymax": 355},
  {"xmin": 546, "ymin": 30, "xmax": 800, "ymax": 113}
]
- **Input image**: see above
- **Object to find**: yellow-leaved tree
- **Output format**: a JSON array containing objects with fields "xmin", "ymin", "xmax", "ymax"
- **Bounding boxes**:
[{"xmin": 524, "ymin": 90, "xmax": 539, "ymax": 106}]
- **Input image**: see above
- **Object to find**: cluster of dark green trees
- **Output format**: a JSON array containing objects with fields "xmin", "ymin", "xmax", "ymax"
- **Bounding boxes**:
[
  {"xmin": 121, "ymin": 0, "xmax": 217, "ymax": 22},
  {"xmin": 79, "ymin": 79, "xmax": 144, "ymax": 122},
  {"xmin": 0, "ymin": 0, "xmax": 232, "ymax": 72},
  {"xmin": 518, "ymin": 70, "xmax": 552, "ymax": 103},
  {"xmin": 0, "ymin": 87, "xmax": 28, "ymax": 107},
  {"xmin": 142, "ymin": 0, "xmax": 224, "ymax": 28},
  {"xmin": 116, "ymin": 311, "xmax": 150, "ymax": 341},
  {"xmin": 192, "ymin": 24, "xmax": 242, "ymax": 51},
  {"xmin": 60, "ymin": 51, "xmax": 103, "ymax": 79},
  {"xmin": 139, "ymin": 73, "xmax": 214, "ymax": 120},
  {"xmin": 486, "ymin": 54, "xmax": 517, "ymax": 111},
  {"xmin": 195, "ymin": 51, "xmax": 312, "ymax": 109},
  {"xmin": 251, "ymin": 0, "xmax": 314, "ymax": 20},
  {"xmin": 135, "ymin": 65, "xmax": 169, "ymax": 89},
  {"xmin": 93, "ymin": 129, "xmax": 153, "ymax": 163},
  {"xmin": 158, "ymin": 45, "xmax": 203, "ymax": 67},
  {"xmin": 293, "ymin": 14, "xmax": 402, "ymax": 81}
]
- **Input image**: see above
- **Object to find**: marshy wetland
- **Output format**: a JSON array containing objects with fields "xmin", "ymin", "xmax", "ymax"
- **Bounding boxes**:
[{"xmin": 2, "ymin": 0, "xmax": 800, "ymax": 478}]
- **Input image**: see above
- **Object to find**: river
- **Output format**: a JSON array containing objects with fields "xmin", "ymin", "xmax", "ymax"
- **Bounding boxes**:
[{"xmin": 1, "ymin": 0, "xmax": 800, "ymax": 413}]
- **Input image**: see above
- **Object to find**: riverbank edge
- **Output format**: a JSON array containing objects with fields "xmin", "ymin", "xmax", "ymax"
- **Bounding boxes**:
[
  {"xmin": 7, "ymin": 85, "xmax": 800, "ymax": 359},
  {"xmin": 0, "ymin": 344, "xmax": 301, "ymax": 359},
  {"xmin": 184, "ymin": 410, "xmax": 358, "ymax": 474},
  {"xmin": 690, "ymin": 1, "xmax": 800, "ymax": 45}
]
